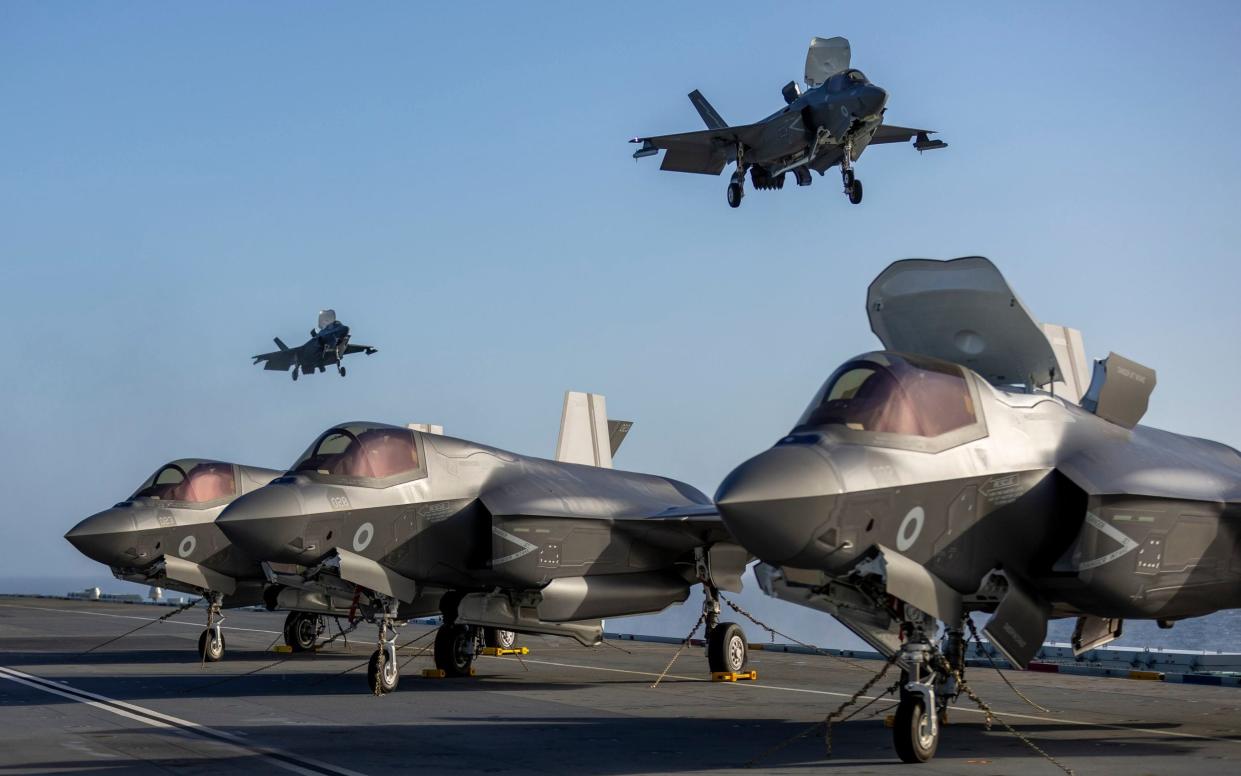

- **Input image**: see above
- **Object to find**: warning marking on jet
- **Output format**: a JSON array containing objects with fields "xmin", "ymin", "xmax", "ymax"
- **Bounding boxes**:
[
  {"xmin": 492, "ymin": 527, "xmax": 538, "ymax": 565},
  {"xmin": 1074, "ymin": 511, "xmax": 1140, "ymax": 571}
]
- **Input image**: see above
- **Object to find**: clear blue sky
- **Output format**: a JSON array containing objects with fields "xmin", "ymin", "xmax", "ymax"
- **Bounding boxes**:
[{"xmin": 4, "ymin": 1, "xmax": 1241, "ymax": 590}]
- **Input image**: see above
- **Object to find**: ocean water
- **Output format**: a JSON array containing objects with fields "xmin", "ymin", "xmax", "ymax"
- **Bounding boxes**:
[{"xmin": 6, "ymin": 573, "xmax": 1240, "ymax": 653}]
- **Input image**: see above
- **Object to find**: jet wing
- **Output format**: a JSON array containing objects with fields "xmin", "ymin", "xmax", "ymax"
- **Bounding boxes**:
[
  {"xmin": 253, "ymin": 349, "xmax": 296, "ymax": 371},
  {"xmin": 868, "ymin": 124, "xmax": 948, "ymax": 151},
  {"xmin": 343, "ymin": 343, "xmax": 378, "ymax": 355},
  {"xmin": 631, "ymin": 123, "xmax": 767, "ymax": 175}
]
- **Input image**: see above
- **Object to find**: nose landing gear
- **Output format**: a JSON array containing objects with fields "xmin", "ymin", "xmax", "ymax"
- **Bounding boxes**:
[
  {"xmin": 198, "ymin": 593, "xmax": 225, "ymax": 663},
  {"xmin": 841, "ymin": 140, "xmax": 863, "ymax": 204},
  {"xmin": 367, "ymin": 597, "xmax": 401, "ymax": 694}
]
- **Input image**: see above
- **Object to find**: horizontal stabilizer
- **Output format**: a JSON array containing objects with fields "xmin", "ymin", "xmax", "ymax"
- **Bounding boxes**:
[
  {"xmin": 688, "ymin": 89, "xmax": 727, "ymax": 130},
  {"xmin": 274, "ymin": 337, "xmax": 289, "ymax": 351},
  {"xmin": 607, "ymin": 419, "xmax": 633, "ymax": 456}
]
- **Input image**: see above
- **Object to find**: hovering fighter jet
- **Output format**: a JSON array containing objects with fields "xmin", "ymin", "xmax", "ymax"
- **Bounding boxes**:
[
  {"xmin": 715, "ymin": 257, "xmax": 1241, "ymax": 763},
  {"xmin": 253, "ymin": 310, "xmax": 377, "ymax": 380},
  {"xmin": 217, "ymin": 391, "xmax": 751, "ymax": 693},
  {"xmin": 64, "ymin": 457, "xmax": 415, "ymax": 661},
  {"xmin": 632, "ymin": 36, "xmax": 946, "ymax": 208}
]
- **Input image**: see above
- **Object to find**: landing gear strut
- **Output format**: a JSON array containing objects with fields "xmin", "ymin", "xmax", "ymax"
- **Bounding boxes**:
[
  {"xmin": 841, "ymin": 140, "xmax": 863, "ymax": 204},
  {"xmin": 698, "ymin": 574, "xmax": 747, "ymax": 674},
  {"xmin": 198, "ymin": 593, "xmax": 225, "ymax": 663},
  {"xmin": 367, "ymin": 597, "xmax": 400, "ymax": 694},
  {"xmin": 893, "ymin": 642, "xmax": 940, "ymax": 763},
  {"xmin": 726, "ymin": 142, "xmax": 747, "ymax": 208}
]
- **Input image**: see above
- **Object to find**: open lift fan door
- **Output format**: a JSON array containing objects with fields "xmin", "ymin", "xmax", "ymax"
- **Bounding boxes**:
[
  {"xmin": 805, "ymin": 36, "xmax": 851, "ymax": 87},
  {"xmin": 866, "ymin": 256, "xmax": 1060, "ymax": 389}
]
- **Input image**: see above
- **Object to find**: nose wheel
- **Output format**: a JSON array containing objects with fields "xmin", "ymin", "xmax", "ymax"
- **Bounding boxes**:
[
  {"xmin": 291, "ymin": 369, "xmax": 299, "ymax": 381},
  {"xmin": 726, "ymin": 180, "xmax": 743, "ymax": 208},
  {"xmin": 337, "ymin": 365, "xmax": 346, "ymax": 377},
  {"xmin": 198, "ymin": 594, "xmax": 225, "ymax": 662},
  {"xmin": 368, "ymin": 599, "xmax": 401, "ymax": 694}
]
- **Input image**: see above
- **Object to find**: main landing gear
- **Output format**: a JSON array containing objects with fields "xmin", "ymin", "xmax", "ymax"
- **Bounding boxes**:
[
  {"xmin": 726, "ymin": 141, "xmax": 747, "ymax": 208},
  {"xmin": 198, "ymin": 593, "xmax": 225, "ymax": 663},
  {"xmin": 337, "ymin": 364, "xmax": 346, "ymax": 377},
  {"xmin": 483, "ymin": 626, "xmax": 518, "ymax": 651},
  {"xmin": 291, "ymin": 369, "xmax": 299, "ymax": 381},
  {"xmin": 283, "ymin": 612, "xmax": 324, "ymax": 652},
  {"xmin": 841, "ymin": 140, "xmax": 863, "ymax": 205}
]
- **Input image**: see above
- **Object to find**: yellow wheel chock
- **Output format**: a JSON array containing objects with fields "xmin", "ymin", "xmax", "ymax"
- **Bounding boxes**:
[{"xmin": 711, "ymin": 670, "xmax": 758, "ymax": 682}]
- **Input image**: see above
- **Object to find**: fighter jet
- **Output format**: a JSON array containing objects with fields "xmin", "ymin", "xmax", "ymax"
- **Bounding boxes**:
[
  {"xmin": 216, "ymin": 391, "xmax": 751, "ymax": 693},
  {"xmin": 65, "ymin": 457, "xmax": 403, "ymax": 661},
  {"xmin": 631, "ymin": 36, "xmax": 946, "ymax": 208},
  {"xmin": 714, "ymin": 257, "xmax": 1241, "ymax": 763},
  {"xmin": 253, "ymin": 310, "xmax": 377, "ymax": 380}
]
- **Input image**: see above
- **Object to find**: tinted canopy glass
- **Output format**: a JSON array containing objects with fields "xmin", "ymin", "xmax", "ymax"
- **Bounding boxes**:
[
  {"xmin": 292, "ymin": 424, "xmax": 422, "ymax": 482},
  {"xmin": 797, "ymin": 353, "xmax": 978, "ymax": 438},
  {"xmin": 132, "ymin": 461, "xmax": 236, "ymax": 504}
]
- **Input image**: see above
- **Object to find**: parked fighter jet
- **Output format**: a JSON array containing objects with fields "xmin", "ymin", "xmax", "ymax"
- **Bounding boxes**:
[
  {"xmin": 65, "ymin": 456, "xmax": 414, "ymax": 661},
  {"xmin": 631, "ymin": 36, "xmax": 946, "ymax": 208},
  {"xmin": 715, "ymin": 257, "xmax": 1241, "ymax": 763},
  {"xmin": 253, "ymin": 310, "xmax": 377, "ymax": 380},
  {"xmin": 217, "ymin": 392, "xmax": 750, "ymax": 693}
]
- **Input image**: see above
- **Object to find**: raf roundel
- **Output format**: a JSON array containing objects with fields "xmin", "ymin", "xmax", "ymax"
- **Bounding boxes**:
[
  {"xmin": 353, "ymin": 522, "xmax": 374, "ymax": 552},
  {"xmin": 896, "ymin": 506, "xmax": 925, "ymax": 552},
  {"xmin": 178, "ymin": 535, "xmax": 197, "ymax": 558}
]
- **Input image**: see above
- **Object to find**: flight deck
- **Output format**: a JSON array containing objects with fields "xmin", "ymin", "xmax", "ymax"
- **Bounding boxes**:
[{"xmin": 2, "ymin": 596, "xmax": 1239, "ymax": 775}]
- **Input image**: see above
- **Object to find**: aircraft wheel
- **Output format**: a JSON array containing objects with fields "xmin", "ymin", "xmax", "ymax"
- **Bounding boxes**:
[
  {"xmin": 338, "ymin": 366, "xmax": 346, "ymax": 377},
  {"xmin": 483, "ymin": 627, "xmax": 517, "ymax": 650},
  {"xmin": 198, "ymin": 629, "xmax": 225, "ymax": 662},
  {"xmin": 847, "ymin": 178, "xmax": 863, "ymax": 204},
  {"xmin": 284, "ymin": 612, "xmax": 319, "ymax": 652},
  {"xmin": 707, "ymin": 622, "xmax": 748, "ymax": 673},
  {"xmin": 434, "ymin": 624, "xmax": 477, "ymax": 677},
  {"xmin": 726, "ymin": 182, "xmax": 743, "ymax": 208},
  {"xmin": 367, "ymin": 649, "xmax": 399, "ymax": 694},
  {"xmin": 291, "ymin": 370, "xmax": 299, "ymax": 381},
  {"xmin": 843, "ymin": 168, "xmax": 855, "ymax": 187},
  {"xmin": 893, "ymin": 694, "xmax": 939, "ymax": 763}
]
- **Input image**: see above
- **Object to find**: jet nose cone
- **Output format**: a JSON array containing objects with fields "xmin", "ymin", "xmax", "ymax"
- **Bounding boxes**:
[
  {"xmin": 217, "ymin": 484, "xmax": 307, "ymax": 563},
  {"xmin": 65, "ymin": 508, "xmax": 136, "ymax": 566},
  {"xmin": 715, "ymin": 444, "xmax": 843, "ymax": 566},
  {"xmin": 860, "ymin": 85, "xmax": 888, "ymax": 116}
]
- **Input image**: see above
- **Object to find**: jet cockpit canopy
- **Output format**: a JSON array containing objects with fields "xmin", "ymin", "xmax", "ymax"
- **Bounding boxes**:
[
  {"xmin": 795, "ymin": 352, "xmax": 988, "ymax": 452},
  {"xmin": 130, "ymin": 459, "xmax": 237, "ymax": 506},
  {"xmin": 290, "ymin": 422, "xmax": 426, "ymax": 486}
]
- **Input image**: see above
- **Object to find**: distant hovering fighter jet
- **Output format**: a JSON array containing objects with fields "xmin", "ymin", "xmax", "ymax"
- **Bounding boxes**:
[
  {"xmin": 632, "ymin": 36, "xmax": 946, "ymax": 208},
  {"xmin": 715, "ymin": 257, "xmax": 1241, "ymax": 763},
  {"xmin": 217, "ymin": 391, "xmax": 751, "ymax": 693},
  {"xmin": 253, "ymin": 310, "xmax": 377, "ymax": 380}
]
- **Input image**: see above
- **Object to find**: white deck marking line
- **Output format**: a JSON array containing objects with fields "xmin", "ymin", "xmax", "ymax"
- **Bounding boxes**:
[
  {"xmin": 0, "ymin": 666, "xmax": 366, "ymax": 776},
  {"xmin": 505, "ymin": 656, "xmax": 1241, "ymax": 746},
  {"xmin": 0, "ymin": 603, "xmax": 282, "ymax": 635}
]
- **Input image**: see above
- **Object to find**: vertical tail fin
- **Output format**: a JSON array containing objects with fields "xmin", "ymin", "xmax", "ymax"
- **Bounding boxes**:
[
  {"xmin": 688, "ymin": 90, "xmax": 728, "ymax": 130},
  {"xmin": 555, "ymin": 392, "xmax": 613, "ymax": 468},
  {"xmin": 273, "ymin": 337, "xmax": 289, "ymax": 351}
]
